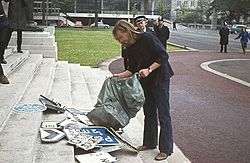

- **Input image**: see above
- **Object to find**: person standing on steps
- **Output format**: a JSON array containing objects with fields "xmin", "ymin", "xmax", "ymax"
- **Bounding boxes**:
[
  {"xmin": 0, "ymin": 0, "xmax": 10, "ymax": 84},
  {"xmin": 219, "ymin": 23, "xmax": 229, "ymax": 53},
  {"xmin": 5, "ymin": 0, "xmax": 28, "ymax": 53},
  {"xmin": 235, "ymin": 27, "xmax": 250, "ymax": 54},
  {"xmin": 112, "ymin": 20, "xmax": 174, "ymax": 161}
]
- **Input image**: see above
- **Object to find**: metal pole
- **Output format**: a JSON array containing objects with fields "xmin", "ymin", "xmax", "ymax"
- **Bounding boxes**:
[
  {"xmin": 74, "ymin": 0, "xmax": 76, "ymax": 13},
  {"xmin": 46, "ymin": 0, "xmax": 49, "ymax": 26}
]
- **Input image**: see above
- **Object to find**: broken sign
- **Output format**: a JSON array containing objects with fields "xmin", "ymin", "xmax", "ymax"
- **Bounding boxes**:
[
  {"xmin": 81, "ymin": 127, "xmax": 119, "ymax": 146},
  {"xmin": 41, "ymin": 121, "xmax": 62, "ymax": 129},
  {"xmin": 40, "ymin": 128, "xmax": 65, "ymax": 142},
  {"xmin": 75, "ymin": 151, "xmax": 117, "ymax": 163}
]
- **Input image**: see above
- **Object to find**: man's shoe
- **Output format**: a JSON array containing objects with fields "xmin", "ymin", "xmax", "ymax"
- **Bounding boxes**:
[
  {"xmin": 1, "ymin": 59, "xmax": 7, "ymax": 64},
  {"xmin": 154, "ymin": 152, "xmax": 169, "ymax": 161},
  {"xmin": 17, "ymin": 50, "xmax": 23, "ymax": 53},
  {"xmin": 137, "ymin": 145, "xmax": 156, "ymax": 151},
  {"xmin": 0, "ymin": 75, "xmax": 10, "ymax": 84}
]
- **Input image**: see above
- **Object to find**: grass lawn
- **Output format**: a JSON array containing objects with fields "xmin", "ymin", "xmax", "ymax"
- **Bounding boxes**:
[{"xmin": 55, "ymin": 28, "xmax": 181, "ymax": 67}]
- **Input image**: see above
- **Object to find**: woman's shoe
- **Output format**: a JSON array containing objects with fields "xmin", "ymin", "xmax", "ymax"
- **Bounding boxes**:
[
  {"xmin": 137, "ymin": 145, "xmax": 156, "ymax": 151},
  {"xmin": 154, "ymin": 152, "xmax": 169, "ymax": 161},
  {"xmin": 1, "ymin": 59, "xmax": 7, "ymax": 64},
  {"xmin": 0, "ymin": 75, "xmax": 9, "ymax": 84}
]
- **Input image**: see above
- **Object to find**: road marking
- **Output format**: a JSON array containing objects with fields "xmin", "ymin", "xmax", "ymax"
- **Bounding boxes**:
[{"xmin": 200, "ymin": 59, "xmax": 250, "ymax": 87}]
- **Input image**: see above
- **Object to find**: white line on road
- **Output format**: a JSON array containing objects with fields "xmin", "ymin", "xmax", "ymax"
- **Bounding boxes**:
[{"xmin": 200, "ymin": 59, "xmax": 250, "ymax": 87}]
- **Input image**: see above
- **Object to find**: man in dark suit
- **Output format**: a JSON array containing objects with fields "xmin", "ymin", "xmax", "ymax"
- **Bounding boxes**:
[
  {"xmin": 154, "ymin": 17, "xmax": 170, "ymax": 49},
  {"xmin": 219, "ymin": 23, "xmax": 229, "ymax": 53}
]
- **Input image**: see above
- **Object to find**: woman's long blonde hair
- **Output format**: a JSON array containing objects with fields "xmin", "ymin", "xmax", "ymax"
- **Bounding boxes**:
[{"xmin": 112, "ymin": 20, "xmax": 142, "ymax": 47}]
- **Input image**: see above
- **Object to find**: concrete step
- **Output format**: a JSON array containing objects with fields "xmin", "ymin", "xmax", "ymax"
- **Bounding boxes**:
[
  {"xmin": 10, "ymin": 31, "xmax": 50, "ymax": 38},
  {"xmin": 0, "ymin": 54, "xmax": 43, "ymax": 127},
  {"xmin": 33, "ymin": 61, "xmax": 75, "ymax": 163},
  {"xmin": 9, "ymin": 35, "xmax": 55, "ymax": 46},
  {"xmin": 3, "ymin": 48, "xmax": 14, "ymax": 59},
  {"xmin": 0, "ymin": 54, "xmax": 47, "ymax": 163},
  {"xmin": 7, "ymin": 26, "xmax": 57, "ymax": 58},
  {"xmin": 70, "ymin": 64, "xmax": 93, "ymax": 112},
  {"xmin": 81, "ymin": 66, "xmax": 107, "ymax": 103},
  {"xmin": 9, "ymin": 43, "xmax": 58, "ymax": 59},
  {"xmin": 2, "ymin": 50, "xmax": 29, "ymax": 76}
]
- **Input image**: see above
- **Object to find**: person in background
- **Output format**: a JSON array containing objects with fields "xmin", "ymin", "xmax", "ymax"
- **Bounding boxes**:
[
  {"xmin": 134, "ymin": 15, "xmax": 154, "ymax": 33},
  {"xmin": 112, "ymin": 20, "xmax": 174, "ymax": 161},
  {"xmin": 154, "ymin": 17, "xmax": 170, "ymax": 49},
  {"xmin": 235, "ymin": 27, "xmax": 250, "ymax": 54},
  {"xmin": 5, "ymin": 0, "xmax": 27, "ymax": 53},
  {"xmin": 219, "ymin": 23, "xmax": 229, "ymax": 53},
  {"xmin": 173, "ymin": 21, "xmax": 177, "ymax": 31},
  {"xmin": 0, "ymin": 0, "xmax": 10, "ymax": 84}
]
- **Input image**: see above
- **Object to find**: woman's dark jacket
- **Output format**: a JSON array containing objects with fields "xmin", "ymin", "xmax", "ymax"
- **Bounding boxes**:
[
  {"xmin": 127, "ymin": 32, "xmax": 174, "ymax": 88},
  {"xmin": 6, "ymin": 0, "xmax": 28, "ymax": 30},
  {"xmin": 0, "ymin": 0, "xmax": 8, "ymax": 29}
]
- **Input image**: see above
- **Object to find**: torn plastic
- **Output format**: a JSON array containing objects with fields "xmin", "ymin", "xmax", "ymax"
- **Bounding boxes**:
[{"xmin": 87, "ymin": 73, "xmax": 145, "ymax": 129}]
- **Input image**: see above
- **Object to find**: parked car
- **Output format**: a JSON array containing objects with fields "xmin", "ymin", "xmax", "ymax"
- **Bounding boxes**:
[
  {"xmin": 59, "ymin": 20, "xmax": 68, "ymax": 27},
  {"xmin": 228, "ymin": 24, "xmax": 246, "ymax": 34},
  {"xmin": 90, "ymin": 22, "xmax": 110, "ymax": 29},
  {"xmin": 246, "ymin": 27, "xmax": 250, "ymax": 33},
  {"xmin": 75, "ymin": 21, "xmax": 83, "ymax": 28}
]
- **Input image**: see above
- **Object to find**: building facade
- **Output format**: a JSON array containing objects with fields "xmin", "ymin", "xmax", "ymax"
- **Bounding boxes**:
[{"xmin": 33, "ymin": 0, "xmax": 211, "ymax": 25}]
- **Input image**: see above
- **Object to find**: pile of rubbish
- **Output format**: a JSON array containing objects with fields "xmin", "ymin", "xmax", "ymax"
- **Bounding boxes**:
[
  {"xmin": 38, "ymin": 74, "xmax": 145, "ymax": 162},
  {"xmin": 39, "ymin": 95, "xmax": 139, "ymax": 163}
]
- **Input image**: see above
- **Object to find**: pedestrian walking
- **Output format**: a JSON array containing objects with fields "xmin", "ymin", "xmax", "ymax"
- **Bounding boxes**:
[
  {"xmin": 235, "ymin": 27, "xmax": 250, "ymax": 54},
  {"xmin": 154, "ymin": 17, "xmax": 170, "ymax": 49},
  {"xmin": 0, "ymin": 0, "xmax": 10, "ymax": 84},
  {"xmin": 5, "ymin": 0, "xmax": 28, "ymax": 53},
  {"xmin": 219, "ymin": 24, "xmax": 229, "ymax": 53},
  {"xmin": 112, "ymin": 20, "xmax": 174, "ymax": 161},
  {"xmin": 173, "ymin": 21, "xmax": 177, "ymax": 31}
]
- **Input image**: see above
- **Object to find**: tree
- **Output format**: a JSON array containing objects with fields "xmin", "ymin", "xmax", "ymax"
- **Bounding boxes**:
[
  {"xmin": 209, "ymin": 0, "xmax": 250, "ymax": 24},
  {"xmin": 175, "ymin": 4, "xmax": 200, "ymax": 23},
  {"xmin": 94, "ymin": 0, "xmax": 98, "ymax": 27},
  {"xmin": 51, "ymin": 0, "xmax": 74, "ymax": 13},
  {"xmin": 131, "ymin": 3, "xmax": 138, "ymax": 24},
  {"xmin": 51, "ymin": 0, "xmax": 75, "ymax": 26},
  {"xmin": 157, "ymin": 0, "xmax": 170, "ymax": 19},
  {"xmin": 196, "ymin": 0, "xmax": 210, "ymax": 23}
]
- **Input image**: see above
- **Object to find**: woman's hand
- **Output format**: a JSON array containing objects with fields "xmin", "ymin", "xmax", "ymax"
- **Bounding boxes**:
[
  {"xmin": 113, "ymin": 73, "xmax": 120, "ymax": 77},
  {"xmin": 139, "ymin": 68, "xmax": 150, "ymax": 78}
]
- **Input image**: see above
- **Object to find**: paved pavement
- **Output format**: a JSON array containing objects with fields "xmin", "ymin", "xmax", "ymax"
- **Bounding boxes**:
[{"xmin": 106, "ymin": 51, "xmax": 250, "ymax": 163}]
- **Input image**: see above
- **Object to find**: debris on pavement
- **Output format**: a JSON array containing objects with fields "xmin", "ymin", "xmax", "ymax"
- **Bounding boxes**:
[
  {"xmin": 39, "ymin": 94, "xmax": 65, "ymax": 113},
  {"xmin": 40, "ymin": 128, "xmax": 65, "ymax": 142},
  {"xmin": 75, "ymin": 151, "xmax": 118, "ymax": 163},
  {"xmin": 38, "ymin": 94, "xmax": 139, "ymax": 162}
]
